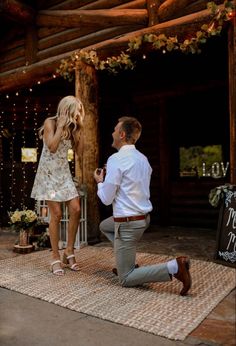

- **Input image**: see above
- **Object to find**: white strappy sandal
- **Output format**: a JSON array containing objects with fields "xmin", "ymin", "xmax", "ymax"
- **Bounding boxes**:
[
  {"xmin": 50, "ymin": 260, "xmax": 64, "ymax": 276},
  {"xmin": 63, "ymin": 253, "xmax": 80, "ymax": 271}
]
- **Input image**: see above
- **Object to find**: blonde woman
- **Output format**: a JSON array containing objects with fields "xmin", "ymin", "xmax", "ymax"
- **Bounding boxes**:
[{"xmin": 31, "ymin": 95, "xmax": 85, "ymax": 275}]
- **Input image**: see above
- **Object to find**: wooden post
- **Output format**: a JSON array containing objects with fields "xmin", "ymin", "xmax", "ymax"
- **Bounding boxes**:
[
  {"xmin": 75, "ymin": 61, "xmax": 100, "ymax": 243},
  {"xmin": 25, "ymin": 25, "xmax": 38, "ymax": 64},
  {"xmin": 146, "ymin": 0, "xmax": 164, "ymax": 26},
  {"xmin": 228, "ymin": 19, "xmax": 236, "ymax": 184}
]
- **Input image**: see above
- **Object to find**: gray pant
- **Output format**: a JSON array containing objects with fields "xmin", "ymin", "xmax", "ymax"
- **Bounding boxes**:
[{"xmin": 100, "ymin": 216, "xmax": 171, "ymax": 287}]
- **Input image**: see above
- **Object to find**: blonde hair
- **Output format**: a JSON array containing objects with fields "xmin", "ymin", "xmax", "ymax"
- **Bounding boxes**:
[{"xmin": 39, "ymin": 95, "xmax": 85, "ymax": 146}]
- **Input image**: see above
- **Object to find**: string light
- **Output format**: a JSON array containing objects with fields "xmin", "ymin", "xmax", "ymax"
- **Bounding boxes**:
[
  {"xmin": 0, "ymin": 75, "xmax": 68, "ymax": 224},
  {"xmin": 9, "ymin": 102, "xmax": 16, "ymax": 212},
  {"xmin": 0, "ymin": 107, "xmax": 4, "ymax": 218}
]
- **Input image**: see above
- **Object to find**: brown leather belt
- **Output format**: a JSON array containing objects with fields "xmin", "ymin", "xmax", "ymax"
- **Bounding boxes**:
[{"xmin": 113, "ymin": 215, "xmax": 146, "ymax": 222}]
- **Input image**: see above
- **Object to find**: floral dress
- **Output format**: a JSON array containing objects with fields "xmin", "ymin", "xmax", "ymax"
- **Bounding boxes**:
[{"xmin": 31, "ymin": 139, "xmax": 78, "ymax": 201}]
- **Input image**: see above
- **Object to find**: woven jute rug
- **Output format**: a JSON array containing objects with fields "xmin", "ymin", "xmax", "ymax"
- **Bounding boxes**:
[{"xmin": 0, "ymin": 246, "xmax": 235, "ymax": 341}]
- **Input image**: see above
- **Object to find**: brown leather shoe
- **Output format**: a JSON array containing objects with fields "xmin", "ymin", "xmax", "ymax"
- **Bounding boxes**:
[
  {"xmin": 174, "ymin": 256, "xmax": 192, "ymax": 296},
  {"xmin": 112, "ymin": 264, "xmax": 139, "ymax": 276}
]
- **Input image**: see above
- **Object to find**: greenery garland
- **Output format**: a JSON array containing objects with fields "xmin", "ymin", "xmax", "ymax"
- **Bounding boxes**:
[
  {"xmin": 209, "ymin": 184, "xmax": 234, "ymax": 207},
  {"xmin": 57, "ymin": 1, "xmax": 235, "ymax": 81}
]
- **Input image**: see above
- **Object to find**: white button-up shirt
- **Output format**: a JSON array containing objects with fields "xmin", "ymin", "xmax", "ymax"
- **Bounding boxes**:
[{"xmin": 97, "ymin": 145, "xmax": 153, "ymax": 217}]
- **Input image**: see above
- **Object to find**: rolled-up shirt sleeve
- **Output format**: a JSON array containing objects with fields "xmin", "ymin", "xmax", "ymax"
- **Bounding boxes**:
[
  {"xmin": 97, "ymin": 155, "xmax": 121, "ymax": 205},
  {"xmin": 97, "ymin": 182, "xmax": 117, "ymax": 205}
]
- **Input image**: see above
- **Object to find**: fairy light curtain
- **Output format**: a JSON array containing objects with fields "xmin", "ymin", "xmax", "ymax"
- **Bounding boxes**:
[{"xmin": 0, "ymin": 78, "xmax": 75, "ymax": 226}]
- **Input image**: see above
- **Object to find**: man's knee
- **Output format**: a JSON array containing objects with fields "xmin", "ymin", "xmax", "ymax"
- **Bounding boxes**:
[{"xmin": 99, "ymin": 216, "xmax": 114, "ymax": 233}]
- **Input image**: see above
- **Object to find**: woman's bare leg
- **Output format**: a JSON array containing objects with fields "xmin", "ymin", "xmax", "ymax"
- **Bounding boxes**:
[
  {"xmin": 63, "ymin": 197, "xmax": 80, "ymax": 270},
  {"xmin": 65, "ymin": 197, "xmax": 80, "ymax": 254},
  {"xmin": 47, "ymin": 201, "xmax": 62, "ymax": 260}
]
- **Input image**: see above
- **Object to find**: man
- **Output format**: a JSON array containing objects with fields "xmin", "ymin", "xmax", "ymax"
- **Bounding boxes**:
[{"xmin": 94, "ymin": 116, "xmax": 191, "ymax": 295}]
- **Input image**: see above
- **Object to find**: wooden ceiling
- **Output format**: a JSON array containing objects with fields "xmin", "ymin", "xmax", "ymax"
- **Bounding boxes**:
[{"xmin": 0, "ymin": 0, "xmax": 227, "ymax": 93}]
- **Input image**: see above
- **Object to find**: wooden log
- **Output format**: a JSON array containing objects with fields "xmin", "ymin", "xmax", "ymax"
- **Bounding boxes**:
[
  {"xmin": 158, "ymin": 0, "xmax": 198, "ymax": 22},
  {"xmin": 49, "ymin": 0, "xmax": 142, "ymax": 11},
  {"xmin": 173, "ymin": 0, "xmax": 224, "ymax": 20},
  {"xmin": 0, "ymin": 5, "xmax": 225, "ymax": 92},
  {"xmin": 147, "ymin": 0, "xmax": 164, "ymax": 26},
  {"xmin": 0, "ymin": 46, "xmax": 25, "ymax": 65},
  {"xmin": 38, "ymin": 27, "xmax": 67, "ymax": 39},
  {"xmin": 75, "ymin": 61, "xmax": 100, "ymax": 242},
  {"xmin": 25, "ymin": 25, "xmax": 38, "ymax": 64},
  {"xmin": 87, "ymin": 4, "xmax": 225, "ymax": 59},
  {"xmin": 48, "ymin": 0, "xmax": 102, "ymax": 10},
  {"xmin": 228, "ymin": 21, "xmax": 236, "ymax": 183},
  {"xmin": 37, "ymin": 25, "xmax": 142, "ymax": 60},
  {"xmin": 0, "ymin": 0, "xmax": 35, "ymax": 25},
  {"xmin": 38, "ymin": 2, "xmax": 146, "ymax": 40},
  {"xmin": 0, "ymin": 37, "xmax": 24, "ymax": 52},
  {"xmin": 115, "ymin": 0, "xmax": 146, "ymax": 9},
  {"xmin": 38, "ymin": 28, "xmax": 96, "ymax": 50},
  {"xmin": 80, "ymin": 0, "xmax": 133, "ymax": 10},
  {"xmin": 36, "ymin": 9, "xmax": 148, "ymax": 28},
  {"xmin": 0, "ymin": 53, "xmax": 63, "ymax": 91},
  {"xmin": 0, "ymin": 57, "xmax": 25, "ymax": 74}
]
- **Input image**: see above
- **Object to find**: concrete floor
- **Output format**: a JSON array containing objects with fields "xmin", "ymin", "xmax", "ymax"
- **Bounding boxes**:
[{"xmin": 0, "ymin": 226, "xmax": 235, "ymax": 346}]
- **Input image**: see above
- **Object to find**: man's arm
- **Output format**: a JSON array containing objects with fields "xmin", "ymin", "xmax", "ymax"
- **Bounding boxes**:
[{"xmin": 94, "ymin": 156, "xmax": 121, "ymax": 205}]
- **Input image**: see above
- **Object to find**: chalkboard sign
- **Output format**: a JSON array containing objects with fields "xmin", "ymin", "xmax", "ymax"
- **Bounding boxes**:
[{"xmin": 215, "ymin": 186, "xmax": 236, "ymax": 268}]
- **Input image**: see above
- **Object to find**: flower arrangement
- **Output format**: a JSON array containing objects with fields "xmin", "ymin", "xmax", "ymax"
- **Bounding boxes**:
[
  {"xmin": 209, "ymin": 184, "xmax": 234, "ymax": 207},
  {"xmin": 8, "ymin": 209, "xmax": 38, "ymax": 231}
]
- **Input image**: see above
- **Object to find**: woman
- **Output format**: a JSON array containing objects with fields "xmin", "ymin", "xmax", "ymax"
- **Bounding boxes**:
[{"xmin": 31, "ymin": 95, "xmax": 84, "ymax": 275}]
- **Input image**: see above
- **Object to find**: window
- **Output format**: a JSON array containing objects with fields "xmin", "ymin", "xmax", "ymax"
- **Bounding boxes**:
[{"xmin": 179, "ymin": 145, "xmax": 229, "ymax": 178}]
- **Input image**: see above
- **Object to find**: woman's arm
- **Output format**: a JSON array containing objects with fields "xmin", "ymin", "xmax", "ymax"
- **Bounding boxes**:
[{"xmin": 43, "ymin": 116, "xmax": 66, "ymax": 153}]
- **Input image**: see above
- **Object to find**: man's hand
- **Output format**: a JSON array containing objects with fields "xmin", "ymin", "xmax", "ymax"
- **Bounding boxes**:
[{"xmin": 94, "ymin": 168, "xmax": 104, "ymax": 184}]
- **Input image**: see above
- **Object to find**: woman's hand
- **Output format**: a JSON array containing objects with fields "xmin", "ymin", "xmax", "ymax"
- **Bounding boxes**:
[{"xmin": 57, "ymin": 114, "xmax": 67, "ymax": 128}]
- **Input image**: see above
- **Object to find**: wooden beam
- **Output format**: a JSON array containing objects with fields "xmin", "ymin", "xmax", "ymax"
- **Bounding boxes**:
[
  {"xmin": 37, "ymin": 25, "xmax": 142, "ymax": 61},
  {"xmin": 36, "ymin": 9, "xmax": 148, "ymax": 28},
  {"xmin": 0, "ymin": 5, "xmax": 225, "ymax": 92},
  {"xmin": 0, "ymin": 0, "xmax": 35, "ymax": 25},
  {"xmin": 158, "ymin": 0, "xmax": 199, "ymax": 22},
  {"xmin": 25, "ymin": 25, "xmax": 38, "ymax": 64},
  {"xmin": 173, "ymin": 0, "xmax": 224, "ymax": 20},
  {"xmin": 147, "ymin": 0, "xmax": 164, "ymax": 26},
  {"xmin": 91, "ymin": 4, "xmax": 224, "ymax": 59},
  {"xmin": 115, "ymin": 0, "xmax": 146, "ymax": 9},
  {"xmin": 228, "ymin": 21, "xmax": 236, "ymax": 183},
  {"xmin": 50, "ymin": 0, "xmax": 124, "ymax": 10},
  {"xmin": 37, "ymin": 1, "xmax": 147, "ymax": 39},
  {"xmin": 75, "ymin": 61, "xmax": 100, "ymax": 242},
  {"xmin": 0, "ymin": 53, "xmax": 63, "ymax": 92},
  {"xmin": 80, "ymin": 0, "xmax": 135, "ymax": 10}
]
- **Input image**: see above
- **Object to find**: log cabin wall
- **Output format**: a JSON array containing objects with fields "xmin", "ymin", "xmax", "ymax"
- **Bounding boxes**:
[{"xmin": 98, "ymin": 32, "xmax": 229, "ymax": 229}]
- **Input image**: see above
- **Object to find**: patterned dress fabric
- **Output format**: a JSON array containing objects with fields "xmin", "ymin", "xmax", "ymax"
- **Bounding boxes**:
[{"xmin": 31, "ymin": 139, "xmax": 78, "ymax": 201}]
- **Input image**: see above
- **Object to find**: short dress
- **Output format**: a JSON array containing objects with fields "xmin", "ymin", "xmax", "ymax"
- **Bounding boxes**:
[{"xmin": 31, "ymin": 139, "xmax": 78, "ymax": 201}]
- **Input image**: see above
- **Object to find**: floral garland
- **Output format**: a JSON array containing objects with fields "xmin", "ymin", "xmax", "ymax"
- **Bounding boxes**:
[{"xmin": 57, "ymin": 1, "xmax": 235, "ymax": 81}]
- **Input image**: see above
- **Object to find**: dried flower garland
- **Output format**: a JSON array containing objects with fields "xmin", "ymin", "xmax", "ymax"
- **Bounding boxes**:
[{"xmin": 57, "ymin": 1, "xmax": 235, "ymax": 81}]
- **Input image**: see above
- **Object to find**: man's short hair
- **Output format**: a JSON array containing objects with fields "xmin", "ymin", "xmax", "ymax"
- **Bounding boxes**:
[{"xmin": 118, "ymin": 116, "xmax": 142, "ymax": 144}]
